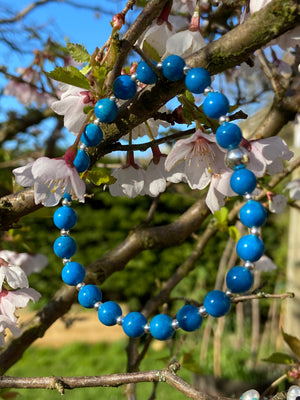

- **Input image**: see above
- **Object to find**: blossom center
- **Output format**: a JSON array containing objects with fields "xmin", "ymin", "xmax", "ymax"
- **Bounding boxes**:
[{"xmin": 189, "ymin": 138, "xmax": 216, "ymax": 173}]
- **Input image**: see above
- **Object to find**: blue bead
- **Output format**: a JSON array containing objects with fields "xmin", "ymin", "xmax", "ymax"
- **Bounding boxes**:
[
  {"xmin": 63, "ymin": 193, "xmax": 72, "ymax": 201},
  {"xmin": 74, "ymin": 149, "xmax": 90, "ymax": 173},
  {"xmin": 78, "ymin": 284, "xmax": 102, "ymax": 308},
  {"xmin": 236, "ymin": 234, "xmax": 265, "ymax": 262},
  {"xmin": 149, "ymin": 314, "xmax": 174, "ymax": 340},
  {"xmin": 226, "ymin": 266, "xmax": 253, "ymax": 293},
  {"xmin": 61, "ymin": 261, "xmax": 85, "ymax": 286},
  {"xmin": 176, "ymin": 305, "xmax": 203, "ymax": 332},
  {"xmin": 239, "ymin": 200, "xmax": 267, "ymax": 228},
  {"xmin": 203, "ymin": 290, "xmax": 231, "ymax": 317},
  {"xmin": 81, "ymin": 124, "xmax": 103, "ymax": 147},
  {"xmin": 53, "ymin": 206, "xmax": 77, "ymax": 230},
  {"xmin": 136, "ymin": 60, "xmax": 158, "ymax": 84},
  {"xmin": 122, "ymin": 312, "xmax": 147, "ymax": 338},
  {"xmin": 113, "ymin": 75, "xmax": 137, "ymax": 100},
  {"xmin": 53, "ymin": 236, "xmax": 77, "ymax": 258},
  {"xmin": 94, "ymin": 98, "xmax": 118, "ymax": 123},
  {"xmin": 230, "ymin": 166, "xmax": 257, "ymax": 195},
  {"xmin": 216, "ymin": 122, "xmax": 242, "ymax": 149},
  {"xmin": 98, "ymin": 301, "xmax": 122, "ymax": 326},
  {"xmin": 202, "ymin": 92, "xmax": 230, "ymax": 119},
  {"xmin": 162, "ymin": 55, "xmax": 186, "ymax": 82},
  {"xmin": 185, "ymin": 68, "xmax": 211, "ymax": 94}
]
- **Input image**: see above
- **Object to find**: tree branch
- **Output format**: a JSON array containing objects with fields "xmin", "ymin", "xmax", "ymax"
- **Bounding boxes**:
[{"xmin": 0, "ymin": 368, "xmax": 234, "ymax": 400}]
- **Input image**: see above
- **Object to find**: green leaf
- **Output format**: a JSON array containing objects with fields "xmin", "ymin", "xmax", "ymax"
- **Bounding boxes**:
[
  {"xmin": 47, "ymin": 66, "xmax": 91, "ymax": 90},
  {"xmin": 181, "ymin": 352, "xmax": 203, "ymax": 374},
  {"xmin": 282, "ymin": 330, "xmax": 300, "ymax": 359},
  {"xmin": 142, "ymin": 41, "xmax": 160, "ymax": 63},
  {"xmin": 228, "ymin": 226, "xmax": 240, "ymax": 242},
  {"xmin": 214, "ymin": 207, "xmax": 228, "ymax": 224},
  {"xmin": 86, "ymin": 170, "xmax": 116, "ymax": 186},
  {"xmin": 262, "ymin": 352, "xmax": 295, "ymax": 365},
  {"xmin": 92, "ymin": 65, "xmax": 107, "ymax": 90},
  {"xmin": 185, "ymin": 90, "xmax": 195, "ymax": 103},
  {"xmin": 67, "ymin": 42, "xmax": 90, "ymax": 63}
]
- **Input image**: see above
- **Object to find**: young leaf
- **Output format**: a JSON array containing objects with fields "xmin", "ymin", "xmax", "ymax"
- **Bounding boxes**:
[
  {"xmin": 282, "ymin": 330, "xmax": 300, "ymax": 359},
  {"xmin": 228, "ymin": 225, "xmax": 240, "ymax": 242},
  {"xmin": 86, "ymin": 170, "xmax": 116, "ymax": 186},
  {"xmin": 214, "ymin": 207, "xmax": 228, "ymax": 224},
  {"xmin": 67, "ymin": 42, "xmax": 90, "ymax": 63},
  {"xmin": 47, "ymin": 66, "xmax": 91, "ymax": 90},
  {"xmin": 262, "ymin": 352, "xmax": 295, "ymax": 365},
  {"xmin": 142, "ymin": 41, "xmax": 160, "ymax": 63}
]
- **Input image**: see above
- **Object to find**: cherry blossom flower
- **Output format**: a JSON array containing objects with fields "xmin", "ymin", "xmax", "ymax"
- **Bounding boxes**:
[
  {"xmin": 245, "ymin": 136, "xmax": 294, "ymax": 177},
  {"xmin": 13, "ymin": 147, "xmax": 86, "ymax": 207},
  {"xmin": 255, "ymin": 255, "xmax": 277, "ymax": 272},
  {"xmin": 109, "ymin": 152, "xmax": 145, "ymax": 198},
  {"xmin": 165, "ymin": 129, "xmax": 235, "ymax": 212},
  {"xmin": 172, "ymin": 0, "xmax": 196, "ymax": 15},
  {"xmin": 163, "ymin": 6, "xmax": 206, "ymax": 59},
  {"xmin": 267, "ymin": 192, "xmax": 287, "ymax": 214},
  {"xmin": 0, "ymin": 288, "xmax": 41, "ymax": 323},
  {"xmin": 50, "ymin": 83, "xmax": 94, "ymax": 134},
  {"xmin": 4, "ymin": 67, "xmax": 54, "ymax": 107},
  {"xmin": 0, "ymin": 257, "xmax": 28, "ymax": 291},
  {"xmin": 0, "ymin": 250, "xmax": 48, "ymax": 276},
  {"xmin": 285, "ymin": 179, "xmax": 300, "ymax": 200},
  {"xmin": 0, "ymin": 315, "xmax": 20, "ymax": 348}
]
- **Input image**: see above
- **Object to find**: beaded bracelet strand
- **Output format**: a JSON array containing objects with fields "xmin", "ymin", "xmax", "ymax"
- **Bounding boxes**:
[{"xmin": 52, "ymin": 54, "xmax": 268, "ymax": 341}]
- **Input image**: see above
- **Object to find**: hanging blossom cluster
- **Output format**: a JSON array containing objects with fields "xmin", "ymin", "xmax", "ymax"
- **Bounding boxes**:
[{"xmin": 0, "ymin": 253, "xmax": 45, "ymax": 347}]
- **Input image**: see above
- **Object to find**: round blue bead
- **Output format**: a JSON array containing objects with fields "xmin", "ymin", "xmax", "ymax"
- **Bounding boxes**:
[
  {"xmin": 185, "ymin": 68, "xmax": 211, "ymax": 94},
  {"xmin": 78, "ymin": 284, "xmax": 102, "ymax": 308},
  {"xmin": 202, "ymin": 92, "xmax": 230, "ymax": 119},
  {"xmin": 239, "ymin": 200, "xmax": 267, "ymax": 228},
  {"xmin": 94, "ymin": 98, "xmax": 118, "ymax": 123},
  {"xmin": 203, "ymin": 290, "xmax": 231, "ymax": 317},
  {"xmin": 74, "ymin": 149, "xmax": 90, "ymax": 173},
  {"xmin": 176, "ymin": 305, "xmax": 203, "ymax": 332},
  {"xmin": 230, "ymin": 166, "xmax": 257, "ymax": 195},
  {"xmin": 98, "ymin": 301, "xmax": 122, "ymax": 326},
  {"xmin": 113, "ymin": 75, "xmax": 137, "ymax": 100},
  {"xmin": 81, "ymin": 124, "xmax": 103, "ymax": 147},
  {"xmin": 226, "ymin": 266, "xmax": 253, "ymax": 293},
  {"xmin": 136, "ymin": 60, "xmax": 158, "ymax": 84},
  {"xmin": 61, "ymin": 261, "xmax": 85, "ymax": 286},
  {"xmin": 53, "ymin": 236, "xmax": 76, "ymax": 258},
  {"xmin": 149, "ymin": 314, "xmax": 174, "ymax": 340},
  {"xmin": 216, "ymin": 122, "xmax": 242, "ymax": 149},
  {"xmin": 53, "ymin": 206, "xmax": 77, "ymax": 230},
  {"xmin": 122, "ymin": 312, "xmax": 147, "ymax": 338},
  {"xmin": 161, "ymin": 55, "xmax": 186, "ymax": 82},
  {"xmin": 236, "ymin": 234, "xmax": 265, "ymax": 262}
]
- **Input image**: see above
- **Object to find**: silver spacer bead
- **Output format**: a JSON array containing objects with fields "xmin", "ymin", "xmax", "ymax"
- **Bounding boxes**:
[
  {"xmin": 60, "ymin": 229, "xmax": 70, "ymax": 236},
  {"xmin": 93, "ymin": 301, "xmax": 102, "ymax": 310},
  {"xmin": 225, "ymin": 289, "xmax": 234, "ymax": 298},
  {"xmin": 79, "ymin": 143, "xmax": 88, "ymax": 151},
  {"xmin": 156, "ymin": 62, "xmax": 163, "ymax": 70},
  {"xmin": 244, "ymin": 193, "xmax": 253, "ymax": 201},
  {"xmin": 244, "ymin": 261, "xmax": 255, "ymax": 270},
  {"xmin": 219, "ymin": 115, "xmax": 230, "ymax": 124},
  {"xmin": 250, "ymin": 227, "xmax": 260, "ymax": 235},
  {"xmin": 76, "ymin": 282, "xmax": 86, "ymax": 291},
  {"xmin": 116, "ymin": 316, "xmax": 123, "ymax": 326},
  {"xmin": 213, "ymin": 0, "xmax": 220, "ymax": 6},
  {"xmin": 63, "ymin": 258, "xmax": 71, "ymax": 265},
  {"xmin": 183, "ymin": 65, "xmax": 191, "ymax": 75},
  {"xmin": 93, "ymin": 118, "xmax": 100, "ymax": 126},
  {"xmin": 225, "ymin": 146, "xmax": 249, "ymax": 169},
  {"xmin": 62, "ymin": 199, "xmax": 72, "ymax": 206},
  {"xmin": 199, "ymin": 306, "xmax": 208, "ymax": 317},
  {"xmin": 130, "ymin": 73, "xmax": 137, "ymax": 82},
  {"xmin": 143, "ymin": 323, "xmax": 150, "ymax": 333},
  {"xmin": 171, "ymin": 319, "xmax": 179, "ymax": 330},
  {"xmin": 110, "ymin": 95, "xmax": 117, "ymax": 102},
  {"xmin": 204, "ymin": 86, "xmax": 213, "ymax": 95}
]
